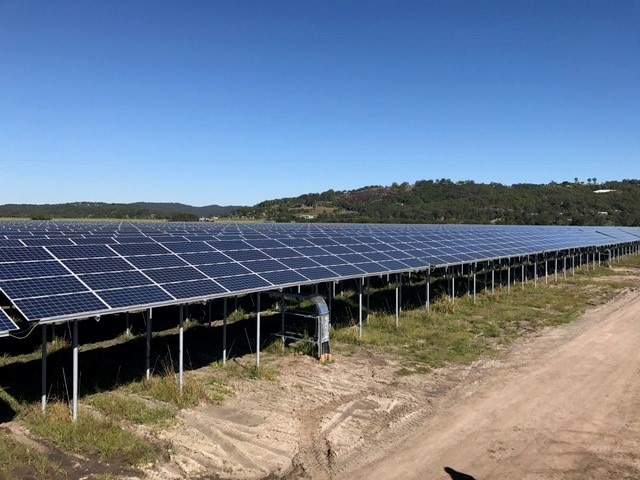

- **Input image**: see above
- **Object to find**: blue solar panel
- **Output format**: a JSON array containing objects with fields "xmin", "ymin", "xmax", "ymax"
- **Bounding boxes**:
[
  {"xmin": 80, "ymin": 271, "xmax": 153, "ymax": 290},
  {"xmin": 97, "ymin": 286, "xmax": 173, "ymax": 308},
  {"xmin": 328, "ymin": 264, "xmax": 366, "ymax": 277},
  {"xmin": 110, "ymin": 243, "xmax": 169, "ymax": 256},
  {"xmin": 126, "ymin": 254, "xmax": 187, "ymax": 269},
  {"xmin": 13, "ymin": 292, "xmax": 107, "ymax": 321},
  {"xmin": 178, "ymin": 251, "xmax": 233, "ymax": 265},
  {"xmin": 223, "ymin": 249, "xmax": 271, "ymax": 262},
  {"xmin": 0, "ymin": 308, "xmax": 18, "ymax": 336},
  {"xmin": 63, "ymin": 257, "xmax": 133, "ymax": 274},
  {"xmin": 215, "ymin": 274, "xmax": 271, "ymax": 291},
  {"xmin": 143, "ymin": 266, "xmax": 206, "ymax": 283},
  {"xmin": 47, "ymin": 244, "xmax": 116, "ymax": 259},
  {"xmin": 239, "ymin": 259, "xmax": 288, "ymax": 273},
  {"xmin": 197, "ymin": 263, "xmax": 252, "ymax": 278},
  {"xmin": 209, "ymin": 240, "xmax": 251, "ymax": 251},
  {"xmin": 0, "ymin": 247, "xmax": 55, "ymax": 262},
  {"xmin": 259, "ymin": 270, "xmax": 307, "ymax": 285},
  {"xmin": 309, "ymin": 255, "xmax": 347, "ymax": 267},
  {"xmin": 161, "ymin": 279, "xmax": 227, "ymax": 299},
  {"xmin": 299, "ymin": 267, "xmax": 336, "ymax": 281},
  {"xmin": 0, "ymin": 261, "xmax": 70, "ymax": 281},
  {"xmin": 278, "ymin": 257, "xmax": 321, "ymax": 269},
  {"xmin": 0, "ymin": 276, "xmax": 88, "ymax": 298},
  {"xmin": 160, "ymin": 241, "xmax": 216, "ymax": 254}
]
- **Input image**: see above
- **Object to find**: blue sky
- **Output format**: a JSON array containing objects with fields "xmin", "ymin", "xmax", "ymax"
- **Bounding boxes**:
[{"xmin": 1, "ymin": 1, "xmax": 638, "ymax": 206}]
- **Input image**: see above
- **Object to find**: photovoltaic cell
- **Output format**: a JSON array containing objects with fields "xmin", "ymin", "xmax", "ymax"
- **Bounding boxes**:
[
  {"xmin": 239, "ymin": 259, "xmax": 288, "ymax": 273},
  {"xmin": 299, "ymin": 267, "xmax": 336, "ymax": 281},
  {"xmin": 160, "ymin": 241, "xmax": 216, "ymax": 254}
]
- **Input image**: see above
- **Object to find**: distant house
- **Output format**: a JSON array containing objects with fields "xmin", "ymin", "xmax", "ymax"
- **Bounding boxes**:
[{"xmin": 593, "ymin": 189, "xmax": 615, "ymax": 194}]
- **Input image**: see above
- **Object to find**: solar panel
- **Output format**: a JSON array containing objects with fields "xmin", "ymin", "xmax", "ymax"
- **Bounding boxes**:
[{"xmin": 0, "ymin": 308, "xmax": 18, "ymax": 337}]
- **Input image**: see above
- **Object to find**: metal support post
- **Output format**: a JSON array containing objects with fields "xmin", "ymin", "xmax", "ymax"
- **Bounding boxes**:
[
  {"xmin": 280, "ymin": 295, "xmax": 285, "ymax": 349},
  {"xmin": 146, "ymin": 308, "xmax": 152, "ymax": 380},
  {"xmin": 507, "ymin": 263, "xmax": 511, "ymax": 294},
  {"xmin": 125, "ymin": 312, "xmax": 130, "ymax": 335},
  {"xmin": 534, "ymin": 259, "xmax": 538, "ymax": 287},
  {"xmin": 426, "ymin": 267, "xmax": 431, "ymax": 312},
  {"xmin": 398, "ymin": 274, "xmax": 403, "ymax": 312},
  {"xmin": 366, "ymin": 277, "xmax": 370, "ymax": 323},
  {"xmin": 179, "ymin": 306, "xmax": 184, "ymax": 393},
  {"xmin": 544, "ymin": 255, "xmax": 548, "ymax": 284},
  {"xmin": 256, "ymin": 293, "xmax": 261, "ymax": 367},
  {"xmin": 358, "ymin": 277, "xmax": 363, "ymax": 338},
  {"xmin": 223, "ymin": 298, "xmax": 228, "ymax": 365},
  {"xmin": 473, "ymin": 264, "xmax": 477, "ymax": 304},
  {"xmin": 395, "ymin": 274, "xmax": 399, "ymax": 327},
  {"xmin": 491, "ymin": 267, "xmax": 495, "ymax": 295},
  {"xmin": 554, "ymin": 256, "xmax": 558, "ymax": 282},
  {"xmin": 41, "ymin": 325, "xmax": 47, "ymax": 414},
  {"xmin": 72, "ymin": 319, "xmax": 78, "ymax": 422},
  {"xmin": 208, "ymin": 301, "xmax": 212, "ymax": 327}
]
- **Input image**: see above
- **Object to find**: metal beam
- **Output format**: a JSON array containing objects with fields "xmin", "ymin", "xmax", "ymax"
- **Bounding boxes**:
[{"xmin": 223, "ymin": 298, "xmax": 228, "ymax": 365}]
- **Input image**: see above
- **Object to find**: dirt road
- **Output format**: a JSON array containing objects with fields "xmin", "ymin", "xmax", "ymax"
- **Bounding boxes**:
[
  {"xmin": 145, "ymin": 282, "xmax": 640, "ymax": 480},
  {"xmin": 350, "ymin": 289, "xmax": 640, "ymax": 480}
]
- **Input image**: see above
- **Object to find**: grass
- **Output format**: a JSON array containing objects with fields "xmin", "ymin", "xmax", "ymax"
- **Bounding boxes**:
[
  {"xmin": 332, "ymin": 260, "xmax": 638, "ymax": 374},
  {"xmin": 0, "ymin": 430, "xmax": 67, "ymax": 480},
  {"xmin": 126, "ymin": 362, "xmax": 215, "ymax": 409},
  {"xmin": 22, "ymin": 402, "xmax": 162, "ymax": 466},
  {"xmin": 210, "ymin": 359, "xmax": 278, "ymax": 382},
  {"xmin": 86, "ymin": 392, "xmax": 176, "ymax": 426}
]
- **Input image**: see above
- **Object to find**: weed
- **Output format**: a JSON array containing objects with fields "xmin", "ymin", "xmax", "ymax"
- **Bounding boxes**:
[
  {"xmin": 22, "ymin": 402, "xmax": 161, "ymax": 466},
  {"xmin": 0, "ymin": 430, "xmax": 66, "ymax": 480},
  {"xmin": 86, "ymin": 392, "xmax": 176, "ymax": 426}
]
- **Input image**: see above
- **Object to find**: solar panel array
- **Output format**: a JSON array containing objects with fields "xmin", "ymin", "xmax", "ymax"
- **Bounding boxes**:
[{"xmin": 0, "ymin": 221, "xmax": 638, "ymax": 324}]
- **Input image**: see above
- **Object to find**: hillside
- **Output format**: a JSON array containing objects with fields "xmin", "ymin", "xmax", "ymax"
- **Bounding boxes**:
[
  {"xmin": 0, "ymin": 202, "xmax": 240, "ymax": 220},
  {"xmin": 231, "ymin": 179, "xmax": 640, "ymax": 226}
]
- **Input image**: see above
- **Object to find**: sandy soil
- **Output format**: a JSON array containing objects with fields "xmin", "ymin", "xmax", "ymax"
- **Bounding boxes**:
[{"xmin": 139, "ymin": 274, "xmax": 640, "ymax": 480}]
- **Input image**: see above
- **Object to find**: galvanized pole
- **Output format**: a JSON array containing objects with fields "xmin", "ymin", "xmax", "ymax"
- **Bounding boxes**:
[
  {"xmin": 426, "ymin": 267, "xmax": 431, "ymax": 312},
  {"xmin": 366, "ymin": 277, "xmax": 370, "ymax": 323},
  {"xmin": 179, "ymin": 306, "xmax": 184, "ymax": 393},
  {"xmin": 507, "ymin": 262, "xmax": 511, "ymax": 294},
  {"xmin": 223, "ymin": 298, "xmax": 228, "ymax": 365},
  {"xmin": 72, "ymin": 319, "xmax": 78, "ymax": 422},
  {"xmin": 256, "ymin": 293, "xmax": 261, "ymax": 368},
  {"xmin": 395, "ymin": 274, "xmax": 399, "ymax": 328},
  {"xmin": 146, "ymin": 308, "xmax": 152, "ymax": 380},
  {"xmin": 41, "ymin": 325, "xmax": 47, "ymax": 414},
  {"xmin": 359, "ymin": 277, "xmax": 363, "ymax": 338},
  {"xmin": 473, "ymin": 263, "xmax": 477, "ymax": 304}
]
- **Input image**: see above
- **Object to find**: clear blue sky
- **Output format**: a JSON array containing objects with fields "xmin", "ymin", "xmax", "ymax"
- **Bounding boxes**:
[{"xmin": 1, "ymin": 1, "xmax": 638, "ymax": 206}]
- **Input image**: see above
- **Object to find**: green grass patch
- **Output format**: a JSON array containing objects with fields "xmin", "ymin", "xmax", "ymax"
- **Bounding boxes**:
[
  {"xmin": 210, "ymin": 359, "xmax": 278, "ymax": 382},
  {"xmin": 86, "ymin": 392, "xmax": 176, "ymax": 426},
  {"xmin": 332, "ymin": 262, "xmax": 638, "ymax": 375},
  {"xmin": 0, "ymin": 430, "xmax": 66, "ymax": 480},
  {"xmin": 126, "ymin": 366, "xmax": 213, "ymax": 409},
  {"xmin": 22, "ymin": 402, "xmax": 161, "ymax": 466}
]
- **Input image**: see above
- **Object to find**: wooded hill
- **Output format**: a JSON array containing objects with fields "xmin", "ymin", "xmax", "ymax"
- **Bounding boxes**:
[
  {"xmin": 231, "ymin": 179, "xmax": 640, "ymax": 226},
  {"xmin": 0, "ymin": 202, "xmax": 239, "ymax": 220}
]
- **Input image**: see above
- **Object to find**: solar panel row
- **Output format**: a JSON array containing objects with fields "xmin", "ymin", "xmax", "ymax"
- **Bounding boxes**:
[{"xmin": 0, "ymin": 222, "xmax": 638, "ymax": 324}]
